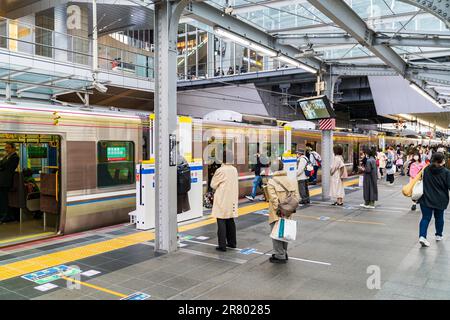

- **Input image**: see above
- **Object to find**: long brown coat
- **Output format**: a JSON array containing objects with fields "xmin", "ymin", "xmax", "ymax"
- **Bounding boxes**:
[
  {"xmin": 266, "ymin": 170, "xmax": 300, "ymax": 224},
  {"xmin": 211, "ymin": 164, "xmax": 239, "ymax": 219}
]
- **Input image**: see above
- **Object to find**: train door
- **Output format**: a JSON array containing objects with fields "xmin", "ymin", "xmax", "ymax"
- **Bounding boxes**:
[{"xmin": 0, "ymin": 134, "xmax": 61, "ymax": 246}]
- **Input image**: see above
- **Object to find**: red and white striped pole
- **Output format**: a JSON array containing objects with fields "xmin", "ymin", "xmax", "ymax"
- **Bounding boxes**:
[{"xmin": 319, "ymin": 118, "xmax": 335, "ymax": 201}]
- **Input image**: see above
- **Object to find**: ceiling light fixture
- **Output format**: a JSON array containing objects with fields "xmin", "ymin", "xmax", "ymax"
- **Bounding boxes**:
[{"xmin": 276, "ymin": 55, "xmax": 317, "ymax": 74}]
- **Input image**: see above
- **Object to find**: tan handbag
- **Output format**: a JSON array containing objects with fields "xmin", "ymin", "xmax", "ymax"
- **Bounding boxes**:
[{"xmin": 402, "ymin": 165, "xmax": 428, "ymax": 197}]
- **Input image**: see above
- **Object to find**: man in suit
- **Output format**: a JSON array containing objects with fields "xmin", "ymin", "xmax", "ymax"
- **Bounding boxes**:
[{"xmin": 0, "ymin": 142, "xmax": 20, "ymax": 222}]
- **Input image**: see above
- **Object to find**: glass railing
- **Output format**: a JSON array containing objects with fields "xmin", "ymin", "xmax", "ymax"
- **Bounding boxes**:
[{"xmin": 0, "ymin": 17, "xmax": 154, "ymax": 79}]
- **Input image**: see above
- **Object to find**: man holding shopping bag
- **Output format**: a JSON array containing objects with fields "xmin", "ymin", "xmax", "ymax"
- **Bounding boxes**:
[{"xmin": 266, "ymin": 158, "xmax": 300, "ymax": 264}]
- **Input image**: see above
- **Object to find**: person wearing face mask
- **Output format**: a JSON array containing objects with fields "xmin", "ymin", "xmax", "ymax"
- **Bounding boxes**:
[
  {"xmin": 418, "ymin": 152, "xmax": 450, "ymax": 247},
  {"xmin": 409, "ymin": 151, "xmax": 426, "ymax": 211}
]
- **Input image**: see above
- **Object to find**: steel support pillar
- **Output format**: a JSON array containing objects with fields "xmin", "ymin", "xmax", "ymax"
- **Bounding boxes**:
[
  {"xmin": 320, "ymin": 73, "xmax": 338, "ymax": 201},
  {"xmin": 154, "ymin": 0, "xmax": 188, "ymax": 253}
]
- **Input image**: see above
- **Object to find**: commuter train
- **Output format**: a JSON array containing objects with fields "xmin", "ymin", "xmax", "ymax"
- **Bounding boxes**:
[{"xmin": 0, "ymin": 101, "xmax": 441, "ymax": 246}]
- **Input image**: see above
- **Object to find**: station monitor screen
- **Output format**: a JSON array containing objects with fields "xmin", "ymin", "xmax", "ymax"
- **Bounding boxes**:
[{"xmin": 297, "ymin": 95, "xmax": 335, "ymax": 120}]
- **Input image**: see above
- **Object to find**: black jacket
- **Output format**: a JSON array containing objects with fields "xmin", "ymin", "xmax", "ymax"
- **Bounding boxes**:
[
  {"xmin": 0, "ymin": 152, "xmax": 19, "ymax": 188},
  {"xmin": 419, "ymin": 165, "xmax": 450, "ymax": 210}
]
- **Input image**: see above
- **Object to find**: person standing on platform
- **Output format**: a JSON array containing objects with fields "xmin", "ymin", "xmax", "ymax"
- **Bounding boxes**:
[
  {"xmin": 296, "ymin": 149, "xmax": 310, "ymax": 205},
  {"xmin": 377, "ymin": 149, "xmax": 387, "ymax": 179},
  {"xmin": 360, "ymin": 148, "xmax": 378, "ymax": 209},
  {"xmin": 330, "ymin": 145, "xmax": 347, "ymax": 206},
  {"xmin": 266, "ymin": 158, "xmax": 300, "ymax": 264},
  {"xmin": 306, "ymin": 143, "xmax": 321, "ymax": 185},
  {"xmin": 418, "ymin": 152, "xmax": 450, "ymax": 247},
  {"xmin": 0, "ymin": 142, "xmax": 20, "ymax": 223},
  {"xmin": 386, "ymin": 146, "xmax": 396, "ymax": 185},
  {"xmin": 211, "ymin": 149, "xmax": 239, "ymax": 252}
]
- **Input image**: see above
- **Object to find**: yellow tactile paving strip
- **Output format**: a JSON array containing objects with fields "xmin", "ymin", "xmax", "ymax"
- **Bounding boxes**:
[{"xmin": 0, "ymin": 178, "xmax": 359, "ymax": 282}]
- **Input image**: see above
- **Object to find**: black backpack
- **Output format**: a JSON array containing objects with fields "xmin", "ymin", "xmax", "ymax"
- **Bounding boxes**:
[{"xmin": 177, "ymin": 162, "xmax": 191, "ymax": 194}]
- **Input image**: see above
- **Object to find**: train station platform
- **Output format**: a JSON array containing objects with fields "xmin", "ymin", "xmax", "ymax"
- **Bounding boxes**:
[{"xmin": 0, "ymin": 175, "xmax": 448, "ymax": 300}]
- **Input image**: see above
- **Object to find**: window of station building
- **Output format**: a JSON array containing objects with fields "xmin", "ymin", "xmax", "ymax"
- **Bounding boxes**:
[{"xmin": 97, "ymin": 141, "xmax": 135, "ymax": 188}]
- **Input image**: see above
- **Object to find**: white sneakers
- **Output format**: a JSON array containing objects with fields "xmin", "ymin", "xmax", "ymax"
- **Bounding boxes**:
[
  {"xmin": 419, "ymin": 236, "xmax": 444, "ymax": 247},
  {"xmin": 419, "ymin": 237, "xmax": 430, "ymax": 247},
  {"xmin": 245, "ymin": 195, "xmax": 255, "ymax": 201},
  {"xmin": 360, "ymin": 204, "xmax": 375, "ymax": 209}
]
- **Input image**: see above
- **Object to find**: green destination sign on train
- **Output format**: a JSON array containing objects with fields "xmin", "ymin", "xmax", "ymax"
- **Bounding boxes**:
[{"xmin": 107, "ymin": 147, "xmax": 127, "ymax": 161}]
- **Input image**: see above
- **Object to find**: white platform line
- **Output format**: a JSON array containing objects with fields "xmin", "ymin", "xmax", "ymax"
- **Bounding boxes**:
[{"xmin": 184, "ymin": 239, "xmax": 332, "ymax": 266}]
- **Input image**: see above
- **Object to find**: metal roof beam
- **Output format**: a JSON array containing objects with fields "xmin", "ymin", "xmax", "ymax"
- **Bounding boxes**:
[
  {"xmin": 307, "ymin": 0, "xmax": 407, "ymax": 76},
  {"xmin": 398, "ymin": 0, "xmax": 450, "ymax": 29},
  {"xmin": 183, "ymin": 1, "xmax": 323, "ymax": 71},
  {"xmin": 277, "ymin": 35, "xmax": 450, "ymax": 48}
]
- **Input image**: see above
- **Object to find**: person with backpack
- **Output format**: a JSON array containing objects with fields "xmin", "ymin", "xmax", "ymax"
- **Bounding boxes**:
[
  {"xmin": 296, "ymin": 149, "xmax": 312, "ymax": 205},
  {"xmin": 330, "ymin": 145, "xmax": 347, "ymax": 206},
  {"xmin": 266, "ymin": 158, "xmax": 300, "ymax": 264},
  {"xmin": 417, "ymin": 152, "xmax": 450, "ymax": 247},
  {"xmin": 211, "ymin": 149, "xmax": 239, "ymax": 252},
  {"xmin": 306, "ymin": 143, "xmax": 321, "ymax": 185},
  {"xmin": 177, "ymin": 151, "xmax": 191, "ymax": 214},
  {"xmin": 245, "ymin": 146, "xmax": 268, "ymax": 201}
]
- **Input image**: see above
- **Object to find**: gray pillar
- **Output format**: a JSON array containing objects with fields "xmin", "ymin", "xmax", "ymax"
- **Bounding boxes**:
[
  {"xmin": 154, "ymin": 0, "xmax": 188, "ymax": 253},
  {"xmin": 321, "ymin": 75, "xmax": 336, "ymax": 201},
  {"xmin": 54, "ymin": 4, "xmax": 68, "ymax": 61},
  {"xmin": 321, "ymin": 130, "xmax": 333, "ymax": 201}
]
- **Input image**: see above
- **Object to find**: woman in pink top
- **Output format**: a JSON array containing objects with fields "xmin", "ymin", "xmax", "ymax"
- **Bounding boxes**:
[{"xmin": 409, "ymin": 151, "xmax": 425, "ymax": 211}]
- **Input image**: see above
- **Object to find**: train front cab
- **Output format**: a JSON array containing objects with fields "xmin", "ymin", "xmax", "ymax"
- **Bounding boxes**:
[{"xmin": 0, "ymin": 133, "xmax": 63, "ymax": 247}]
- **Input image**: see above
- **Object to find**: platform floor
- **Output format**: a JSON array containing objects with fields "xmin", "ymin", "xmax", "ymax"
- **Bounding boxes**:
[{"xmin": 0, "ymin": 175, "xmax": 449, "ymax": 300}]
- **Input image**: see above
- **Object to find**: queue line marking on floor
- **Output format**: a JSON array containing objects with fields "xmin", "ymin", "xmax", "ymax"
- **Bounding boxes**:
[{"xmin": 0, "ymin": 178, "xmax": 360, "ymax": 282}]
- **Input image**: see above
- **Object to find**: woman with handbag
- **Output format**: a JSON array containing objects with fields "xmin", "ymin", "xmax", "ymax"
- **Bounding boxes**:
[
  {"xmin": 409, "ymin": 151, "xmax": 425, "ymax": 211},
  {"xmin": 266, "ymin": 158, "xmax": 300, "ymax": 264},
  {"xmin": 417, "ymin": 152, "xmax": 450, "ymax": 247},
  {"xmin": 330, "ymin": 145, "xmax": 347, "ymax": 206},
  {"xmin": 360, "ymin": 148, "xmax": 378, "ymax": 209}
]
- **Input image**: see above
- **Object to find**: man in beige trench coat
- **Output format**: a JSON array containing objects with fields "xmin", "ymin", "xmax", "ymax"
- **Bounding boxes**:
[{"xmin": 211, "ymin": 149, "xmax": 239, "ymax": 252}]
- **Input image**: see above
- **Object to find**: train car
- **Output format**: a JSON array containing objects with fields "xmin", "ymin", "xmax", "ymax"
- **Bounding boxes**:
[
  {"xmin": 2, "ymin": 101, "xmax": 434, "ymax": 247},
  {"xmin": 0, "ymin": 101, "xmax": 142, "ymax": 246}
]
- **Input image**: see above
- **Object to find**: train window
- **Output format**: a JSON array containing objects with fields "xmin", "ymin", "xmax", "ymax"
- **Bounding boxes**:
[
  {"xmin": 336, "ymin": 143, "xmax": 350, "ymax": 163},
  {"xmin": 97, "ymin": 141, "xmax": 135, "ymax": 188}
]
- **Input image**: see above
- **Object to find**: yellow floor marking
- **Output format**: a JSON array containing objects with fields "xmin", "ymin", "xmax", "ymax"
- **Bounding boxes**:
[
  {"xmin": 60, "ymin": 276, "xmax": 127, "ymax": 298},
  {"xmin": 0, "ymin": 178, "xmax": 360, "ymax": 282},
  {"xmin": 0, "ymin": 232, "xmax": 55, "ymax": 245}
]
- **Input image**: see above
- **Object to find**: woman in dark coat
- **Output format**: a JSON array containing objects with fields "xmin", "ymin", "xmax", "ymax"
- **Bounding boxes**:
[{"xmin": 360, "ymin": 148, "xmax": 378, "ymax": 209}]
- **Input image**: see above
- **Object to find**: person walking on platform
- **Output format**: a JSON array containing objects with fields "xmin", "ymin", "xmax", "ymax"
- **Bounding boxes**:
[
  {"xmin": 377, "ymin": 149, "xmax": 387, "ymax": 179},
  {"xmin": 418, "ymin": 152, "xmax": 450, "ymax": 247},
  {"xmin": 296, "ymin": 149, "xmax": 311, "ymax": 205},
  {"xmin": 266, "ymin": 158, "xmax": 300, "ymax": 264},
  {"xmin": 386, "ymin": 146, "xmax": 396, "ymax": 185},
  {"xmin": 330, "ymin": 145, "xmax": 347, "ymax": 206},
  {"xmin": 409, "ymin": 151, "xmax": 426, "ymax": 211},
  {"xmin": 0, "ymin": 142, "xmax": 20, "ymax": 223},
  {"xmin": 360, "ymin": 148, "xmax": 378, "ymax": 209},
  {"xmin": 211, "ymin": 149, "xmax": 239, "ymax": 252},
  {"xmin": 245, "ymin": 146, "xmax": 268, "ymax": 201}
]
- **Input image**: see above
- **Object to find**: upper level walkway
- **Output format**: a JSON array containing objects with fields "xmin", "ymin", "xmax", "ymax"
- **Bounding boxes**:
[{"xmin": 0, "ymin": 16, "xmax": 154, "ymax": 99}]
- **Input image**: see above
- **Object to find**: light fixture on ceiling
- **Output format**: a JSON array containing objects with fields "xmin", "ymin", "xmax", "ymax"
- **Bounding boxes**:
[
  {"xmin": 276, "ymin": 55, "xmax": 317, "ymax": 74},
  {"xmin": 409, "ymin": 82, "xmax": 442, "ymax": 109}
]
